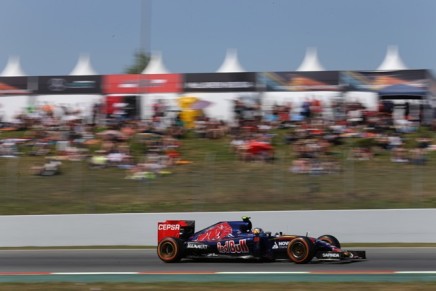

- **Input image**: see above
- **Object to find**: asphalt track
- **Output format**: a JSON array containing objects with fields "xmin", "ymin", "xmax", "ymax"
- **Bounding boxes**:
[{"xmin": 0, "ymin": 247, "xmax": 435, "ymax": 282}]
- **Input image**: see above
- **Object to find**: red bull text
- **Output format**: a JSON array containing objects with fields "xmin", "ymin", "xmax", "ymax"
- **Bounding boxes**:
[{"xmin": 217, "ymin": 239, "xmax": 249, "ymax": 254}]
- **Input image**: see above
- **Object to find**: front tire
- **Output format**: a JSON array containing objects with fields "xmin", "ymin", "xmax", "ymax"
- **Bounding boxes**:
[
  {"xmin": 157, "ymin": 237, "xmax": 184, "ymax": 263},
  {"xmin": 317, "ymin": 234, "xmax": 341, "ymax": 248},
  {"xmin": 287, "ymin": 237, "xmax": 315, "ymax": 264}
]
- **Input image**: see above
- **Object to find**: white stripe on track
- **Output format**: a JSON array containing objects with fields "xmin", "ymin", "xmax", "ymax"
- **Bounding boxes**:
[
  {"xmin": 396, "ymin": 271, "xmax": 436, "ymax": 274},
  {"xmin": 217, "ymin": 272, "xmax": 310, "ymax": 274},
  {"xmin": 52, "ymin": 272, "xmax": 140, "ymax": 275}
]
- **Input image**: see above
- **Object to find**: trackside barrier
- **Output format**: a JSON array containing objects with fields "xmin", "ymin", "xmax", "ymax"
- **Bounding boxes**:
[{"xmin": 0, "ymin": 209, "xmax": 435, "ymax": 247}]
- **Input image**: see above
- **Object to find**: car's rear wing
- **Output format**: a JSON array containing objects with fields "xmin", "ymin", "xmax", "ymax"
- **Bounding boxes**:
[{"xmin": 157, "ymin": 220, "xmax": 195, "ymax": 243}]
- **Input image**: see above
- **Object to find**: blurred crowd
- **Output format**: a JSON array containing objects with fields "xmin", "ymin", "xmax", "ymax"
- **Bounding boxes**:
[{"xmin": 0, "ymin": 96, "xmax": 434, "ymax": 179}]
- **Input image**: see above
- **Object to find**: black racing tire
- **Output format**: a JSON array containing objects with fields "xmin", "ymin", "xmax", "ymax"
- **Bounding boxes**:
[
  {"xmin": 287, "ymin": 237, "xmax": 316, "ymax": 264},
  {"xmin": 157, "ymin": 237, "xmax": 184, "ymax": 263},
  {"xmin": 317, "ymin": 234, "xmax": 341, "ymax": 249}
]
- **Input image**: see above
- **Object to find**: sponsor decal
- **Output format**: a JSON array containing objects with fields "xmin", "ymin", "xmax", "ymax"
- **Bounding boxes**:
[
  {"xmin": 183, "ymin": 73, "xmax": 257, "ymax": 92},
  {"xmin": 321, "ymin": 252, "xmax": 340, "ymax": 258},
  {"xmin": 48, "ymin": 78, "xmax": 96, "ymax": 91},
  {"xmin": 186, "ymin": 242, "xmax": 208, "ymax": 250},
  {"xmin": 103, "ymin": 74, "xmax": 181, "ymax": 94},
  {"xmin": 195, "ymin": 222, "xmax": 232, "ymax": 242},
  {"xmin": 259, "ymin": 71, "xmax": 340, "ymax": 92},
  {"xmin": 185, "ymin": 82, "xmax": 254, "ymax": 89},
  {"xmin": 36, "ymin": 75, "xmax": 102, "ymax": 94},
  {"xmin": 272, "ymin": 241, "xmax": 289, "ymax": 249},
  {"xmin": 158, "ymin": 224, "xmax": 180, "ymax": 231},
  {"xmin": 217, "ymin": 239, "xmax": 249, "ymax": 254},
  {"xmin": 118, "ymin": 79, "xmax": 167, "ymax": 88},
  {"xmin": 0, "ymin": 77, "xmax": 30, "ymax": 95}
]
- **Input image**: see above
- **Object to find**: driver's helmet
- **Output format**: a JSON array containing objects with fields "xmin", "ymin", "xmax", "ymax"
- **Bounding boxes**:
[
  {"xmin": 241, "ymin": 216, "xmax": 252, "ymax": 232},
  {"xmin": 252, "ymin": 227, "xmax": 263, "ymax": 235},
  {"xmin": 241, "ymin": 216, "xmax": 251, "ymax": 222}
]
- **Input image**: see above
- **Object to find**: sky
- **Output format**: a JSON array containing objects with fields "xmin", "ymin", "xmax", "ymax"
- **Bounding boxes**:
[{"xmin": 1, "ymin": 0, "xmax": 436, "ymax": 76}]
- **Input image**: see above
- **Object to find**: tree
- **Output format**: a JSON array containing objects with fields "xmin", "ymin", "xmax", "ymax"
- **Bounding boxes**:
[{"xmin": 124, "ymin": 51, "xmax": 150, "ymax": 74}]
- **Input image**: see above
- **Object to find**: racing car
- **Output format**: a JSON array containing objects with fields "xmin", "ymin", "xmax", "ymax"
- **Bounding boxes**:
[{"xmin": 157, "ymin": 217, "xmax": 366, "ymax": 264}]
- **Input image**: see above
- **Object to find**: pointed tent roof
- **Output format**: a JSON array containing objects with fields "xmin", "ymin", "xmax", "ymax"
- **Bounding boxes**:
[
  {"xmin": 216, "ymin": 48, "xmax": 246, "ymax": 73},
  {"xmin": 142, "ymin": 51, "xmax": 170, "ymax": 74},
  {"xmin": 377, "ymin": 46, "xmax": 408, "ymax": 71},
  {"xmin": 69, "ymin": 54, "xmax": 97, "ymax": 75},
  {"xmin": 296, "ymin": 47, "xmax": 325, "ymax": 71},
  {"xmin": 1, "ymin": 56, "xmax": 26, "ymax": 76}
]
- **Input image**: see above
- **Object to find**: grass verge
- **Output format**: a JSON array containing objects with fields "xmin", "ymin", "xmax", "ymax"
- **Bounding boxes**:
[{"xmin": 1, "ymin": 128, "xmax": 436, "ymax": 214}]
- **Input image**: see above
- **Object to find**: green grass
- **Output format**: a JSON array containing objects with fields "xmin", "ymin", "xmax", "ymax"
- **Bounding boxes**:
[
  {"xmin": 0, "ymin": 283, "xmax": 436, "ymax": 291},
  {"xmin": 1, "ymin": 128, "xmax": 436, "ymax": 215}
]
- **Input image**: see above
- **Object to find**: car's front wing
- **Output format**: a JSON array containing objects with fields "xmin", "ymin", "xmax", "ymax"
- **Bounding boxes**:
[{"xmin": 315, "ymin": 250, "xmax": 366, "ymax": 261}]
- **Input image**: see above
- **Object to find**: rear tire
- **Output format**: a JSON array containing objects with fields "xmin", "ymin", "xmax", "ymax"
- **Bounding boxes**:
[
  {"xmin": 157, "ymin": 237, "xmax": 184, "ymax": 263},
  {"xmin": 287, "ymin": 237, "xmax": 315, "ymax": 264},
  {"xmin": 317, "ymin": 234, "xmax": 341, "ymax": 248}
]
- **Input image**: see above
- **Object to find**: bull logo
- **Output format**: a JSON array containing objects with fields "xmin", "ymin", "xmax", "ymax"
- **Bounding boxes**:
[{"xmin": 196, "ymin": 222, "xmax": 232, "ymax": 241}]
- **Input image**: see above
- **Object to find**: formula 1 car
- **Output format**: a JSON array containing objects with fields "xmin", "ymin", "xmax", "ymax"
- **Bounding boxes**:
[{"xmin": 157, "ymin": 217, "xmax": 366, "ymax": 264}]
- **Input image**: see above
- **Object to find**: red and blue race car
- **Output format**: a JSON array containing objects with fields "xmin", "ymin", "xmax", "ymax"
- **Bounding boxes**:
[{"xmin": 157, "ymin": 217, "xmax": 366, "ymax": 264}]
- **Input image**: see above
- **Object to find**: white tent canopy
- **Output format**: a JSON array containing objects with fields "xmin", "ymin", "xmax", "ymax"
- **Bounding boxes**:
[
  {"xmin": 142, "ymin": 51, "xmax": 170, "ymax": 74},
  {"xmin": 205, "ymin": 49, "xmax": 247, "ymax": 122},
  {"xmin": 377, "ymin": 45, "xmax": 408, "ymax": 71},
  {"xmin": 296, "ymin": 47, "xmax": 325, "ymax": 71},
  {"xmin": 216, "ymin": 48, "xmax": 246, "ymax": 73},
  {"xmin": 69, "ymin": 54, "xmax": 97, "ymax": 75},
  {"xmin": 1, "ymin": 56, "xmax": 26, "ymax": 76},
  {"xmin": 140, "ymin": 51, "xmax": 173, "ymax": 120}
]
